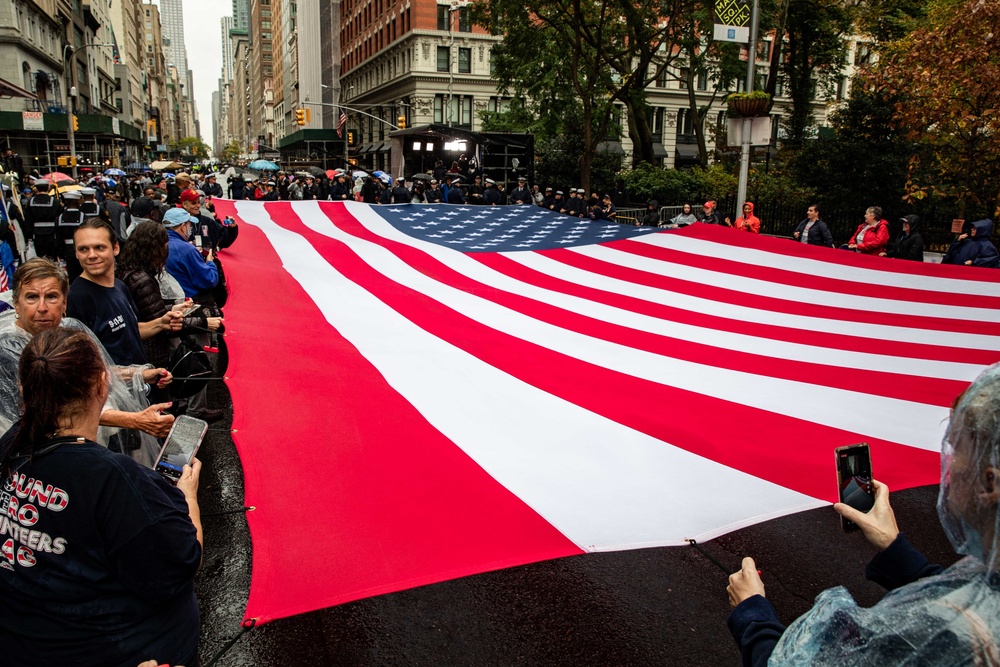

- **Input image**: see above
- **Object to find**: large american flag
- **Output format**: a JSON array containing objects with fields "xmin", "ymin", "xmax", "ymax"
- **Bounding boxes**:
[{"xmin": 210, "ymin": 199, "xmax": 1000, "ymax": 626}]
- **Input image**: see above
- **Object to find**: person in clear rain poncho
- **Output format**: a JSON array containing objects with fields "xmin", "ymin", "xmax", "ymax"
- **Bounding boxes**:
[
  {"xmin": 0, "ymin": 259, "xmax": 173, "ymax": 466},
  {"xmin": 727, "ymin": 363, "xmax": 1000, "ymax": 666}
]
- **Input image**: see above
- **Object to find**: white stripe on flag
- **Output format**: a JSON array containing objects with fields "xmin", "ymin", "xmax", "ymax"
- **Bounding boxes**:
[
  {"xmin": 506, "ymin": 250, "xmax": 1000, "ymax": 351},
  {"xmin": 635, "ymin": 232, "xmax": 1000, "ymax": 297},
  {"xmin": 577, "ymin": 242, "xmax": 1000, "ymax": 323},
  {"xmin": 235, "ymin": 200, "xmax": 827, "ymax": 549},
  {"xmin": 341, "ymin": 207, "xmax": 986, "ymax": 383},
  {"xmin": 289, "ymin": 201, "xmax": 951, "ymax": 451}
]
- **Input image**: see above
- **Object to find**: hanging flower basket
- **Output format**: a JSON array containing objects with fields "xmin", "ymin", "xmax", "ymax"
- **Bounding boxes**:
[{"xmin": 726, "ymin": 92, "xmax": 773, "ymax": 118}]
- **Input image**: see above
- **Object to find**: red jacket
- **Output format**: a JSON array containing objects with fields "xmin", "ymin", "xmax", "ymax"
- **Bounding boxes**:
[{"xmin": 850, "ymin": 219, "xmax": 889, "ymax": 254}]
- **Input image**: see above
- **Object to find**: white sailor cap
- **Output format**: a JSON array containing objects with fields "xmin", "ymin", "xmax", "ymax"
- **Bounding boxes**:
[
  {"xmin": 62, "ymin": 190, "xmax": 82, "ymax": 200},
  {"xmin": 80, "ymin": 187, "xmax": 97, "ymax": 196},
  {"xmin": 485, "ymin": 178, "xmax": 496, "ymax": 185},
  {"xmin": 33, "ymin": 178, "xmax": 50, "ymax": 186}
]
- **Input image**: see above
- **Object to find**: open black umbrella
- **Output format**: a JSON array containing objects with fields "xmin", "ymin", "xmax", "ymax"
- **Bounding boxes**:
[
  {"xmin": 412, "ymin": 173, "xmax": 433, "ymax": 181},
  {"xmin": 306, "ymin": 166, "xmax": 327, "ymax": 177}
]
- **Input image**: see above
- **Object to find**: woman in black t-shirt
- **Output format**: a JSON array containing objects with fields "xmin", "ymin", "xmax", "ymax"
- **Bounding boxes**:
[{"xmin": 0, "ymin": 327, "xmax": 203, "ymax": 667}]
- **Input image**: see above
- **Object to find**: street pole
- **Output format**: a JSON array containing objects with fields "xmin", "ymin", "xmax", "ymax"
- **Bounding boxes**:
[
  {"xmin": 736, "ymin": 0, "xmax": 760, "ymax": 210},
  {"xmin": 63, "ymin": 43, "xmax": 114, "ymax": 180}
]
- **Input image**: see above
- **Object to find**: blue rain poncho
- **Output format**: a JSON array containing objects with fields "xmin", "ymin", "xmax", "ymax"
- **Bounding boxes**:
[{"xmin": 732, "ymin": 363, "xmax": 1000, "ymax": 666}]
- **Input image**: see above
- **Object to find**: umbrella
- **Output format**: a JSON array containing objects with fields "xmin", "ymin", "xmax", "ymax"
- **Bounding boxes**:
[
  {"xmin": 42, "ymin": 172, "xmax": 75, "ymax": 183},
  {"xmin": 412, "ymin": 173, "xmax": 433, "ymax": 181},
  {"xmin": 55, "ymin": 183, "xmax": 82, "ymax": 195},
  {"xmin": 104, "ymin": 168, "xmax": 126, "ymax": 177},
  {"xmin": 243, "ymin": 174, "xmax": 257, "ymax": 181},
  {"xmin": 161, "ymin": 173, "xmax": 176, "ymax": 179},
  {"xmin": 378, "ymin": 174, "xmax": 393, "ymax": 185},
  {"xmin": 353, "ymin": 170, "xmax": 369, "ymax": 178},
  {"xmin": 325, "ymin": 169, "xmax": 338, "ymax": 179},
  {"xmin": 248, "ymin": 159, "xmax": 280, "ymax": 171},
  {"xmin": 294, "ymin": 171, "xmax": 312, "ymax": 178},
  {"xmin": 306, "ymin": 166, "xmax": 327, "ymax": 177}
]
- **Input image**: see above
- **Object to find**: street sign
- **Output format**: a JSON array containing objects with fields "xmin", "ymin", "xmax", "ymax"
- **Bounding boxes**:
[{"xmin": 263, "ymin": 152, "xmax": 280, "ymax": 159}]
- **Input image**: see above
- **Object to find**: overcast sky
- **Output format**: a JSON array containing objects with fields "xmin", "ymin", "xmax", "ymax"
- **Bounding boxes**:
[{"xmin": 175, "ymin": 0, "xmax": 229, "ymax": 151}]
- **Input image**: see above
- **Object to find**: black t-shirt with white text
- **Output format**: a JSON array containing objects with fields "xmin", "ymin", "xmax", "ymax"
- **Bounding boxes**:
[
  {"xmin": 0, "ymin": 438, "xmax": 201, "ymax": 666},
  {"xmin": 66, "ymin": 277, "xmax": 147, "ymax": 366}
]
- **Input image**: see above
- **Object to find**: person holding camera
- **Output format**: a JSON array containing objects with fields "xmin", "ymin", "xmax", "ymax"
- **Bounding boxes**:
[{"xmin": 726, "ymin": 364, "xmax": 1000, "ymax": 666}]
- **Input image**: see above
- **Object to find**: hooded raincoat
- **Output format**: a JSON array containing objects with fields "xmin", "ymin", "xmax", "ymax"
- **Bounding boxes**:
[
  {"xmin": 943, "ymin": 219, "xmax": 999, "ymax": 268},
  {"xmin": 728, "ymin": 364, "xmax": 1000, "ymax": 666},
  {"xmin": 735, "ymin": 202, "xmax": 761, "ymax": 234},
  {"xmin": 887, "ymin": 214, "xmax": 924, "ymax": 261}
]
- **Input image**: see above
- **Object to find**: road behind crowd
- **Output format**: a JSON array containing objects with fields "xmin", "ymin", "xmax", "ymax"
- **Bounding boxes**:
[{"xmin": 194, "ymin": 381, "xmax": 956, "ymax": 667}]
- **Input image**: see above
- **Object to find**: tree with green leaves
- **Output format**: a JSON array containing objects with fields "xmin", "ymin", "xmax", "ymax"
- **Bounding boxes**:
[
  {"xmin": 475, "ymin": 0, "xmax": 628, "ymax": 192},
  {"xmin": 871, "ymin": 0, "xmax": 1000, "ymax": 217},
  {"xmin": 780, "ymin": 0, "xmax": 854, "ymax": 146}
]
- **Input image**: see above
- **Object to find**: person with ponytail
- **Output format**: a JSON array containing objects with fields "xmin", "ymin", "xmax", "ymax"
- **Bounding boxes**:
[
  {"xmin": 0, "ymin": 327, "xmax": 202, "ymax": 667},
  {"xmin": 0, "ymin": 258, "xmax": 173, "ymax": 466}
]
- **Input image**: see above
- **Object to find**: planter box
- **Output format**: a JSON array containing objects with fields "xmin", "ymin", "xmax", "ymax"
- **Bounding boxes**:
[{"xmin": 727, "ymin": 97, "xmax": 772, "ymax": 118}]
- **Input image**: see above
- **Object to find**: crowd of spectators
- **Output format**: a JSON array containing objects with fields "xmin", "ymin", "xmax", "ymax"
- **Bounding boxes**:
[{"xmin": 0, "ymin": 164, "xmax": 241, "ymax": 664}]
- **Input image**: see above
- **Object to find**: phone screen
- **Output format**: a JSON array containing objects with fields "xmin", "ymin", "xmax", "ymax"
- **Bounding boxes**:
[
  {"xmin": 836, "ymin": 444, "xmax": 875, "ymax": 532},
  {"xmin": 154, "ymin": 415, "xmax": 208, "ymax": 483}
]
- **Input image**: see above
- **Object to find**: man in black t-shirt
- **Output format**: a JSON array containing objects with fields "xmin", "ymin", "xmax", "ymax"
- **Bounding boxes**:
[{"xmin": 66, "ymin": 220, "xmax": 181, "ymax": 367}]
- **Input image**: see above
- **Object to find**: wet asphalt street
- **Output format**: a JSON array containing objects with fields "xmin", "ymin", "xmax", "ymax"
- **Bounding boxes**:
[{"xmin": 194, "ymin": 379, "xmax": 957, "ymax": 667}]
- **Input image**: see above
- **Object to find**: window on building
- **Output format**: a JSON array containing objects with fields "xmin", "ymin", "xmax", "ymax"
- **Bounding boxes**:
[
  {"xmin": 676, "ymin": 108, "xmax": 695, "ymax": 137},
  {"xmin": 436, "ymin": 45, "xmax": 449, "ymax": 72},
  {"xmin": 758, "ymin": 39, "xmax": 771, "ymax": 61},
  {"xmin": 434, "ymin": 94, "xmax": 443, "ymax": 123},
  {"xmin": 437, "ymin": 4, "xmax": 448, "ymax": 30},
  {"xmin": 678, "ymin": 67, "xmax": 689, "ymax": 89},
  {"xmin": 654, "ymin": 64, "xmax": 667, "ymax": 88},
  {"xmin": 835, "ymin": 76, "xmax": 847, "ymax": 100},
  {"xmin": 487, "ymin": 96, "xmax": 511, "ymax": 113},
  {"xmin": 458, "ymin": 47, "xmax": 471, "ymax": 73},
  {"xmin": 697, "ymin": 69, "xmax": 708, "ymax": 91},
  {"xmin": 458, "ymin": 7, "xmax": 471, "ymax": 31},
  {"xmin": 855, "ymin": 42, "xmax": 872, "ymax": 66}
]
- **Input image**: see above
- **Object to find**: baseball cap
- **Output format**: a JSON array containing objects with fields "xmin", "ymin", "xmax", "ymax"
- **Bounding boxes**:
[
  {"xmin": 179, "ymin": 189, "xmax": 201, "ymax": 203},
  {"xmin": 163, "ymin": 207, "xmax": 197, "ymax": 228}
]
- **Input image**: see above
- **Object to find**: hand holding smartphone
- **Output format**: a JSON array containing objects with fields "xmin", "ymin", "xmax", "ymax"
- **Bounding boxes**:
[
  {"xmin": 153, "ymin": 415, "xmax": 208, "ymax": 484},
  {"xmin": 835, "ymin": 443, "xmax": 876, "ymax": 532}
]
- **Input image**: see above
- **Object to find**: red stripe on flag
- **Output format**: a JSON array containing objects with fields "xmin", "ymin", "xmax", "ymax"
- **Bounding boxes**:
[
  {"xmin": 312, "ymin": 203, "xmax": 972, "ymax": 406},
  {"xmin": 614, "ymin": 237, "xmax": 1000, "ymax": 310},
  {"xmin": 472, "ymin": 253, "xmax": 998, "ymax": 367},
  {"xmin": 680, "ymin": 222, "xmax": 1000, "ymax": 283},
  {"xmin": 544, "ymin": 247, "xmax": 999, "ymax": 338},
  {"xmin": 266, "ymin": 203, "xmax": 941, "ymax": 503},
  {"xmin": 213, "ymin": 201, "xmax": 581, "ymax": 625}
]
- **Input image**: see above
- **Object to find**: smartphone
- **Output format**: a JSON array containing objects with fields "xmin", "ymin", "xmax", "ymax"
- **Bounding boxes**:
[
  {"xmin": 835, "ymin": 443, "xmax": 875, "ymax": 532},
  {"xmin": 153, "ymin": 415, "xmax": 208, "ymax": 483},
  {"xmin": 182, "ymin": 302, "xmax": 201, "ymax": 317}
]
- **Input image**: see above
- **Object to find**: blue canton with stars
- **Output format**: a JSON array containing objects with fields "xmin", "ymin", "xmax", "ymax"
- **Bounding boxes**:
[{"xmin": 374, "ymin": 203, "xmax": 662, "ymax": 252}]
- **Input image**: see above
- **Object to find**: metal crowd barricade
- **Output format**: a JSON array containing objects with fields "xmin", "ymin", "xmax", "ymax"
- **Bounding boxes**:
[{"xmin": 614, "ymin": 208, "xmax": 647, "ymax": 226}]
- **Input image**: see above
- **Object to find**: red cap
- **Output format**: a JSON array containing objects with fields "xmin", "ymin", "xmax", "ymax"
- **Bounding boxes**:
[{"xmin": 179, "ymin": 189, "xmax": 200, "ymax": 203}]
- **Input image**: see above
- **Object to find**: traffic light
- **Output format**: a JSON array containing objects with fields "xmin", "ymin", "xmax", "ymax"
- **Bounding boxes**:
[
  {"xmin": 295, "ymin": 108, "xmax": 305, "ymax": 126},
  {"xmin": 346, "ymin": 130, "xmax": 355, "ymax": 145},
  {"xmin": 72, "ymin": 115, "xmax": 79, "ymax": 131},
  {"xmin": 305, "ymin": 108, "xmax": 312, "ymax": 123},
  {"xmin": 397, "ymin": 114, "xmax": 406, "ymax": 129}
]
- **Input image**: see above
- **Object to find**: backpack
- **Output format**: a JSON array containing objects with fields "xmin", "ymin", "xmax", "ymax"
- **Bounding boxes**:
[{"xmin": 168, "ymin": 336, "xmax": 213, "ymax": 399}]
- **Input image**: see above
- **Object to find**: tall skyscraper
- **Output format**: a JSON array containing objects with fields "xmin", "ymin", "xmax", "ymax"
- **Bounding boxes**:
[
  {"xmin": 233, "ymin": 0, "xmax": 250, "ymax": 32},
  {"xmin": 159, "ymin": 0, "xmax": 188, "ymax": 75}
]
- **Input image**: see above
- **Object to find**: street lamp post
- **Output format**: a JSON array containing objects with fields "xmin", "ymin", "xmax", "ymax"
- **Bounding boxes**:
[{"xmin": 63, "ymin": 43, "xmax": 114, "ymax": 179}]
